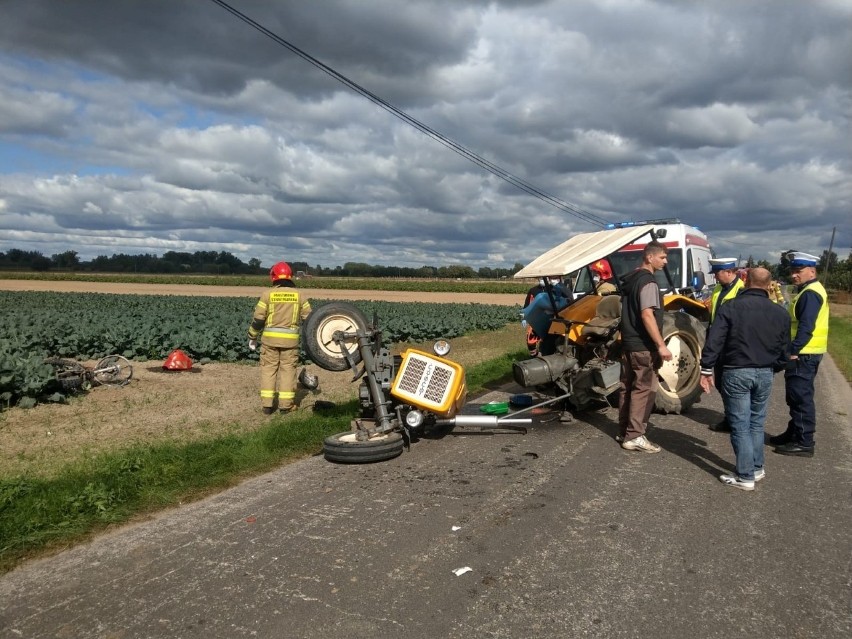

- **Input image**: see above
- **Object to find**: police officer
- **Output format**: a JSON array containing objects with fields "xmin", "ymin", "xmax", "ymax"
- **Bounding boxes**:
[
  {"xmin": 708, "ymin": 258, "xmax": 744, "ymax": 323},
  {"xmin": 248, "ymin": 262, "xmax": 312, "ymax": 415},
  {"xmin": 706, "ymin": 258, "xmax": 745, "ymax": 432},
  {"xmin": 771, "ymin": 252, "xmax": 829, "ymax": 457}
]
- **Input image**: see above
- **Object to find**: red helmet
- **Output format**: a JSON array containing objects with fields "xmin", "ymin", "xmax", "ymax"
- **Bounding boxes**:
[
  {"xmin": 269, "ymin": 261, "xmax": 292, "ymax": 282},
  {"xmin": 590, "ymin": 259, "xmax": 613, "ymax": 280},
  {"xmin": 163, "ymin": 348, "xmax": 193, "ymax": 371}
]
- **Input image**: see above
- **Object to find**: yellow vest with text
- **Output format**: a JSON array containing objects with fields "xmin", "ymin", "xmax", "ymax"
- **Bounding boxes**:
[
  {"xmin": 249, "ymin": 288, "xmax": 311, "ymax": 348},
  {"xmin": 790, "ymin": 281, "xmax": 828, "ymax": 354},
  {"xmin": 710, "ymin": 278, "xmax": 744, "ymax": 323}
]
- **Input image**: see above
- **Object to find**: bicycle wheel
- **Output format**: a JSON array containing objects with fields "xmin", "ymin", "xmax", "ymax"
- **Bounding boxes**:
[{"xmin": 93, "ymin": 355, "xmax": 133, "ymax": 387}]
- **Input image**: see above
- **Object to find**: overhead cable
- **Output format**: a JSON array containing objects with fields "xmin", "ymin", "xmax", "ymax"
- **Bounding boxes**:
[{"xmin": 208, "ymin": 0, "xmax": 609, "ymax": 228}]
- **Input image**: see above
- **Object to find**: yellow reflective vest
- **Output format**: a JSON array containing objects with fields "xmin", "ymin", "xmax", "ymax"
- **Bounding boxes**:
[
  {"xmin": 710, "ymin": 278, "xmax": 744, "ymax": 323},
  {"xmin": 249, "ymin": 286, "xmax": 312, "ymax": 348},
  {"xmin": 790, "ymin": 280, "xmax": 829, "ymax": 354}
]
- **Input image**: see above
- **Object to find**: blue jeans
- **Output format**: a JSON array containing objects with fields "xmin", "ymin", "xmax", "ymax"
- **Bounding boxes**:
[
  {"xmin": 784, "ymin": 354, "xmax": 822, "ymax": 447},
  {"xmin": 720, "ymin": 367, "xmax": 774, "ymax": 481}
]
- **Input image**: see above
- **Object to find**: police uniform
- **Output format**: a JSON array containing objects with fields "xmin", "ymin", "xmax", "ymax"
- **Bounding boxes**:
[
  {"xmin": 706, "ymin": 258, "xmax": 744, "ymax": 432},
  {"xmin": 249, "ymin": 268, "xmax": 312, "ymax": 414},
  {"xmin": 772, "ymin": 252, "xmax": 829, "ymax": 456},
  {"xmin": 708, "ymin": 258, "xmax": 744, "ymax": 323}
]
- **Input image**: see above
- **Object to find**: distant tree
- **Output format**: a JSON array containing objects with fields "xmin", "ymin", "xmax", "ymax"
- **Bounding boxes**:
[
  {"xmin": 51, "ymin": 250, "xmax": 80, "ymax": 270},
  {"xmin": 31, "ymin": 255, "xmax": 52, "ymax": 271}
]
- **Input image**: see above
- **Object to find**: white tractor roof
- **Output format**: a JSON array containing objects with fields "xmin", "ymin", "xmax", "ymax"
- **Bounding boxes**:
[{"xmin": 514, "ymin": 224, "xmax": 656, "ymax": 279}]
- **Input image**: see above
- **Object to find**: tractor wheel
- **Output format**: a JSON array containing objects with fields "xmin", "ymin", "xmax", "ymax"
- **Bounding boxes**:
[
  {"xmin": 323, "ymin": 431, "xmax": 404, "ymax": 464},
  {"xmin": 655, "ymin": 312, "xmax": 705, "ymax": 414},
  {"xmin": 302, "ymin": 302, "xmax": 369, "ymax": 371}
]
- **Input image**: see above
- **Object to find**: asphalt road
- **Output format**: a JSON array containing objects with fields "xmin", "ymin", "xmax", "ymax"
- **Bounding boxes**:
[{"xmin": 2, "ymin": 358, "xmax": 850, "ymax": 639}]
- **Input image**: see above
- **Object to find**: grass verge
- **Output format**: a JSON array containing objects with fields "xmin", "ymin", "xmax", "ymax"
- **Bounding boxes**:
[
  {"xmin": 0, "ymin": 349, "xmax": 527, "ymax": 574},
  {"xmin": 829, "ymin": 317, "xmax": 852, "ymax": 382}
]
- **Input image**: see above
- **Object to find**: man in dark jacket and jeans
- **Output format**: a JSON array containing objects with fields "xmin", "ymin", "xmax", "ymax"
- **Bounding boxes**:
[
  {"xmin": 617, "ymin": 241, "xmax": 673, "ymax": 452},
  {"xmin": 699, "ymin": 268, "xmax": 791, "ymax": 491}
]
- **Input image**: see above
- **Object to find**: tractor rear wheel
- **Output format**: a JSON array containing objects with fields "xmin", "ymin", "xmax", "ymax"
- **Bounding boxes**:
[{"xmin": 655, "ymin": 312, "xmax": 705, "ymax": 414}]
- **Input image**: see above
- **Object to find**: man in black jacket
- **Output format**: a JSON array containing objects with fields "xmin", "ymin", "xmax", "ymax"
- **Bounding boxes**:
[
  {"xmin": 617, "ymin": 241, "xmax": 673, "ymax": 452},
  {"xmin": 699, "ymin": 268, "xmax": 791, "ymax": 491}
]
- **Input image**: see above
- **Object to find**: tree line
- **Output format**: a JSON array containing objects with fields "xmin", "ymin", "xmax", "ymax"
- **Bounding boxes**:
[
  {"xmin": 1, "ymin": 247, "xmax": 849, "ymax": 290},
  {"xmin": 0, "ymin": 248, "xmax": 525, "ymax": 280}
]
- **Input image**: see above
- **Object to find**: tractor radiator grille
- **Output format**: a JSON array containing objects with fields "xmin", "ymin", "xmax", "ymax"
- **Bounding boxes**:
[{"xmin": 391, "ymin": 350, "xmax": 464, "ymax": 414}]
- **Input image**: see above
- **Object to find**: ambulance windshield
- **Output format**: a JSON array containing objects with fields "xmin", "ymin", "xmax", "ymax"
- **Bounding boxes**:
[{"xmin": 573, "ymin": 249, "xmax": 683, "ymax": 295}]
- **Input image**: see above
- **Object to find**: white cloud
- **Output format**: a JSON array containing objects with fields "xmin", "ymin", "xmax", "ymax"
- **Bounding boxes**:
[{"xmin": 0, "ymin": 0, "xmax": 850, "ymax": 268}]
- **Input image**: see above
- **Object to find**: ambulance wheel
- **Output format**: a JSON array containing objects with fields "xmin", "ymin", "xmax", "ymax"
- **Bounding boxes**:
[
  {"xmin": 655, "ymin": 312, "xmax": 705, "ymax": 414},
  {"xmin": 323, "ymin": 431, "xmax": 404, "ymax": 464},
  {"xmin": 302, "ymin": 302, "xmax": 368, "ymax": 371}
]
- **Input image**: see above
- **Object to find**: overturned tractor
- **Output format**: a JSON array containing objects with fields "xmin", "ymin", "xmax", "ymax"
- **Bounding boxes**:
[{"xmin": 512, "ymin": 223, "xmax": 711, "ymax": 415}]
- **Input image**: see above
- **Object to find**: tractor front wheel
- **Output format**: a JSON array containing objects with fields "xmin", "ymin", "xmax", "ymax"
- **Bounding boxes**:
[
  {"xmin": 323, "ymin": 431, "xmax": 404, "ymax": 464},
  {"xmin": 302, "ymin": 302, "xmax": 369, "ymax": 372}
]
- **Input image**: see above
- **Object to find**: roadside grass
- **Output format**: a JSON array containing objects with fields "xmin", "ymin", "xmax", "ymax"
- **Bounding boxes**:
[
  {"xmin": 829, "ymin": 317, "xmax": 852, "ymax": 382},
  {"xmin": 0, "ymin": 349, "xmax": 527, "ymax": 574}
]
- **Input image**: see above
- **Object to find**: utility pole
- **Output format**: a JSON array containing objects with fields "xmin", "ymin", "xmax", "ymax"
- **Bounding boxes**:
[{"xmin": 822, "ymin": 226, "xmax": 836, "ymax": 284}]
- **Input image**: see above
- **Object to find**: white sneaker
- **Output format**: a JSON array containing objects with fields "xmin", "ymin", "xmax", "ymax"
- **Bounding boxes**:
[
  {"xmin": 719, "ymin": 474, "xmax": 755, "ymax": 491},
  {"xmin": 621, "ymin": 435, "xmax": 661, "ymax": 453},
  {"xmin": 754, "ymin": 469, "xmax": 766, "ymax": 482}
]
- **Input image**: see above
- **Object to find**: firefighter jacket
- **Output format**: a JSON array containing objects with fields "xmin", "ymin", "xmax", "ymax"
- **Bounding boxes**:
[
  {"xmin": 248, "ymin": 284, "xmax": 312, "ymax": 348},
  {"xmin": 790, "ymin": 279, "xmax": 829, "ymax": 354},
  {"xmin": 710, "ymin": 278, "xmax": 743, "ymax": 323}
]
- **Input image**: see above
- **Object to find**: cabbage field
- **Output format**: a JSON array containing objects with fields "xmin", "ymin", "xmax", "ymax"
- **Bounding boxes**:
[{"xmin": 0, "ymin": 291, "xmax": 520, "ymax": 408}]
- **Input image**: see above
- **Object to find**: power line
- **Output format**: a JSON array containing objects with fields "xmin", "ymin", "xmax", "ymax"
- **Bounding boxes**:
[{"xmin": 207, "ymin": 0, "xmax": 610, "ymax": 228}]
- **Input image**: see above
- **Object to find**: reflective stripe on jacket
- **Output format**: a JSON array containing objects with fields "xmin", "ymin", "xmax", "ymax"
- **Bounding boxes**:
[
  {"xmin": 248, "ymin": 287, "xmax": 312, "ymax": 348},
  {"xmin": 710, "ymin": 278, "xmax": 744, "ymax": 323},
  {"xmin": 790, "ymin": 280, "xmax": 828, "ymax": 354}
]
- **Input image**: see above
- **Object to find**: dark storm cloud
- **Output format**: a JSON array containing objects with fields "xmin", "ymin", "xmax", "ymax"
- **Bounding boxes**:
[{"xmin": 0, "ymin": 0, "xmax": 850, "ymax": 269}]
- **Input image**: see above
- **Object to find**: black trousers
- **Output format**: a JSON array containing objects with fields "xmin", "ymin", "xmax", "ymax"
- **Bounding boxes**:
[{"xmin": 784, "ymin": 354, "xmax": 822, "ymax": 447}]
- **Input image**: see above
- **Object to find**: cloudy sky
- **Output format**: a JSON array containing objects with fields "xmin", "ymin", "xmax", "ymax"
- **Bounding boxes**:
[{"xmin": 1, "ymin": 0, "xmax": 850, "ymax": 270}]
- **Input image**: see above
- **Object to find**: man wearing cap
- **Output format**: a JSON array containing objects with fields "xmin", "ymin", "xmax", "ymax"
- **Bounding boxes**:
[
  {"xmin": 705, "ymin": 258, "xmax": 745, "ymax": 432},
  {"xmin": 771, "ymin": 252, "xmax": 829, "ymax": 457}
]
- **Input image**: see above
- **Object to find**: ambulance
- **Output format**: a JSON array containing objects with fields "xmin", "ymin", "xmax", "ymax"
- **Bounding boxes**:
[{"xmin": 569, "ymin": 218, "xmax": 716, "ymax": 299}]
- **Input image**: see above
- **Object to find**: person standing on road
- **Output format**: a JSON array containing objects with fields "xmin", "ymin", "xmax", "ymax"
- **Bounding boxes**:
[
  {"xmin": 771, "ymin": 252, "xmax": 830, "ymax": 458},
  {"xmin": 617, "ymin": 241, "xmax": 673, "ymax": 453},
  {"xmin": 705, "ymin": 258, "xmax": 745, "ymax": 433},
  {"xmin": 699, "ymin": 268, "xmax": 791, "ymax": 490},
  {"xmin": 248, "ymin": 261, "xmax": 312, "ymax": 415}
]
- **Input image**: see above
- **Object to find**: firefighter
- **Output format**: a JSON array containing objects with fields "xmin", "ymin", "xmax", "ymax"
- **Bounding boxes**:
[
  {"xmin": 705, "ymin": 258, "xmax": 745, "ymax": 432},
  {"xmin": 590, "ymin": 259, "xmax": 617, "ymax": 295},
  {"xmin": 248, "ymin": 261, "xmax": 312, "ymax": 415}
]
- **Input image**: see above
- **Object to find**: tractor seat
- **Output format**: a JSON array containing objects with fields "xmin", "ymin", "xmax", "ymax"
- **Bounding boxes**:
[{"xmin": 580, "ymin": 295, "xmax": 622, "ymax": 338}]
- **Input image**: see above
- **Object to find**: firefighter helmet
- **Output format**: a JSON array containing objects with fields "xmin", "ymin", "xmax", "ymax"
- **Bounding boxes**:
[
  {"xmin": 269, "ymin": 261, "xmax": 293, "ymax": 282},
  {"xmin": 590, "ymin": 259, "xmax": 613, "ymax": 280},
  {"xmin": 163, "ymin": 348, "xmax": 193, "ymax": 371}
]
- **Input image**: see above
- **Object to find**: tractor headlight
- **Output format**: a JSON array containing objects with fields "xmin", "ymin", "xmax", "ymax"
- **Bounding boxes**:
[
  {"xmin": 405, "ymin": 410, "xmax": 425, "ymax": 428},
  {"xmin": 433, "ymin": 339, "xmax": 451, "ymax": 357}
]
